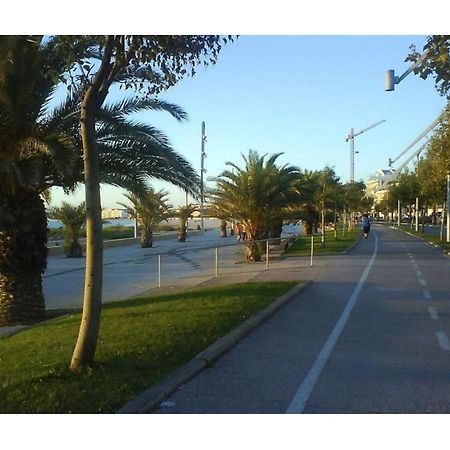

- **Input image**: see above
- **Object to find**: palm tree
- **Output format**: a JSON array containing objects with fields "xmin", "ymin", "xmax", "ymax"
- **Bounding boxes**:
[
  {"xmin": 0, "ymin": 36, "xmax": 200, "ymax": 325},
  {"xmin": 175, "ymin": 204, "xmax": 199, "ymax": 242},
  {"xmin": 119, "ymin": 188, "xmax": 171, "ymax": 248},
  {"xmin": 293, "ymin": 170, "xmax": 321, "ymax": 235},
  {"xmin": 48, "ymin": 202, "xmax": 86, "ymax": 257},
  {"xmin": 211, "ymin": 151, "xmax": 300, "ymax": 261},
  {"xmin": 0, "ymin": 36, "xmax": 79, "ymax": 325}
]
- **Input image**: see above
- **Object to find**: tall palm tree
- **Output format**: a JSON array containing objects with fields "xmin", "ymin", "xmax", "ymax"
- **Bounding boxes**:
[
  {"xmin": 119, "ymin": 188, "xmax": 171, "ymax": 248},
  {"xmin": 48, "ymin": 202, "xmax": 86, "ymax": 257},
  {"xmin": 211, "ymin": 151, "xmax": 300, "ymax": 261},
  {"xmin": 0, "ymin": 36, "xmax": 200, "ymax": 325},
  {"xmin": 0, "ymin": 36, "xmax": 78, "ymax": 325}
]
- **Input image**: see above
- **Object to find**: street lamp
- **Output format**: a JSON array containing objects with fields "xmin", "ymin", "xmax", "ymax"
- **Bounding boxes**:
[
  {"xmin": 385, "ymin": 49, "xmax": 450, "ymax": 242},
  {"xmin": 345, "ymin": 120, "xmax": 385, "ymax": 182},
  {"xmin": 385, "ymin": 49, "xmax": 430, "ymax": 92},
  {"xmin": 200, "ymin": 121, "xmax": 207, "ymax": 231}
]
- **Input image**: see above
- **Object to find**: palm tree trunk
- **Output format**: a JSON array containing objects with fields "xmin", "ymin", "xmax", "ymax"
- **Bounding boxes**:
[
  {"xmin": 179, "ymin": 220, "xmax": 187, "ymax": 242},
  {"xmin": 70, "ymin": 97, "xmax": 103, "ymax": 371},
  {"xmin": 0, "ymin": 189, "xmax": 47, "ymax": 325},
  {"xmin": 220, "ymin": 220, "xmax": 228, "ymax": 237},
  {"xmin": 140, "ymin": 227, "xmax": 153, "ymax": 248}
]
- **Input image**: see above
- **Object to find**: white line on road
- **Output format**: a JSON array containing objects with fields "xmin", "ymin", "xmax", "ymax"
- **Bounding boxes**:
[
  {"xmin": 418, "ymin": 278, "xmax": 427, "ymax": 287},
  {"xmin": 423, "ymin": 290, "xmax": 432, "ymax": 300},
  {"xmin": 285, "ymin": 231, "xmax": 379, "ymax": 414},
  {"xmin": 428, "ymin": 307, "xmax": 439, "ymax": 320},
  {"xmin": 416, "ymin": 270, "xmax": 422, "ymax": 277},
  {"xmin": 436, "ymin": 332, "xmax": 450, "ymax": 351}
]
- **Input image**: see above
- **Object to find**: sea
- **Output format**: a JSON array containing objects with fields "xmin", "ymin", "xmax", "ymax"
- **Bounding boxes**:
[{"xmin": 48, "ymin": 218, "xmax": 301, "ymax": 235}]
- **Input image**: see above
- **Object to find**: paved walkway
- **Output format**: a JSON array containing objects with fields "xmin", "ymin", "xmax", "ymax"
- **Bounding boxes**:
[{"xmin": 152, "ymin": 224, "xmax": 450, "ymax": 413}]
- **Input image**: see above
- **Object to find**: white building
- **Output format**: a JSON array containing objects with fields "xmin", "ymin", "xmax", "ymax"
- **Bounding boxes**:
[{"xmin": 101, "ymin": 208, "xmax": 129, "ymax": 219}]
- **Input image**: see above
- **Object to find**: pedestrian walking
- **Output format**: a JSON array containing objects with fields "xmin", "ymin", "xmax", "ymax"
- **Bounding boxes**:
[
  {"xmin": 235, "ymin": 222, "xmax": 243, "ymax": 241},
  {"xmin": 362, "ymin": 213, "xmax": 371, "ymax": 238},
  {"xmin": 242, "ymin": 224, "xmax": 247, "ymax": 241}
]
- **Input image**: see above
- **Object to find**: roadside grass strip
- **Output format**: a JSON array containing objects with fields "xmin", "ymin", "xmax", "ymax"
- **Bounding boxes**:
[
  {"xmin": 0, "ymin": 281, "xmax": 296, "ymax": 414},
  {"xmin": 284, "ymin": 228, "xmax": 361, "ymax": 257},
  {"xmin": 396, "ymin": 226, "xmax": 450, "ymax": 255}
]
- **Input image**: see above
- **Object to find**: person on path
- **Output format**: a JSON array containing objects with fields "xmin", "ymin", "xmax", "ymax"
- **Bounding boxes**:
[
  {"xmin": 362, "ymin": 213, "xmax": 371, "ymax": 238},
  {"xmin": 235, "ymin": 222, "xmax": 243, "ymax": 241}
]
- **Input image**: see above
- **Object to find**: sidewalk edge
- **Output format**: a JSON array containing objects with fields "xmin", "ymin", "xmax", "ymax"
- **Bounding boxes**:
[{"xmin": 116, "ymin": 280, "xmax": 313, "ymax": 414}]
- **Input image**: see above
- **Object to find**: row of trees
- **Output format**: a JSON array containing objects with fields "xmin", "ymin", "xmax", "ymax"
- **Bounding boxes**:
[
  {"xmin": 207, "ymin": 151, "xmax": 369, "ymax": 261},
  {"xmin": 379, "ymin": 107, "xmax": 450, "ymax": 236}
]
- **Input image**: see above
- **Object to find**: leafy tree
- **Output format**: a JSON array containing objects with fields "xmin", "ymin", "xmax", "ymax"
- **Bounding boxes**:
[
  {"xmin": 119, "ymin": 188, "xmax": 171, "ymax": 248},
  {"xmin": 343, "ymin": 181, "xmax": 366, "ymax": 220},
  {"xmin": 48, "ymin": 202, "xmax": 86, "ymax": 257},
  {"xmin": 407, "ymin": 36, "xmax": 450, "ymax": 98},
  {"xmin": 295, "ymin": 170, "xmax": 321, "ymax": 235},
  {"xmin": 210, "ymin": 151, "xmax": 300, "ymax": 261},
  {"xmin": 314, "ymin": 167, "xmax": 341, "ymax": 243},
  {"xmin": 57, "ymin": 35, "xmax": 231, "ymax": 371},
  {"xmin": 387, "ymin": 171, "xmax": 421, "ymax": 222}
]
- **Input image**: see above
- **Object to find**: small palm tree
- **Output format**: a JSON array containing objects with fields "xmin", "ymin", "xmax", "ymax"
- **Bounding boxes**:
[
  {"xmin": 48, "ymin": 202, "xmax": 86, "ymax": 257},
  {"xmin": 119, "ymin": 188, "xmax": 171, "ymax": 248},
  {"xmin": 175, "ymin": 204, "xmax": 198, "ymax": 242}
]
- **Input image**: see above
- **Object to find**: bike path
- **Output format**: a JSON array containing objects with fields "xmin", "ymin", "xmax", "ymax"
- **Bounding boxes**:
[{"xmin": 154, "ymin": 225, "xmax": 450, "ymax": 413}]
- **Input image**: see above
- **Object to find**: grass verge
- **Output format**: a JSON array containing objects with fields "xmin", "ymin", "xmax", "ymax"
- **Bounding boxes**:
[
  {"xmin": 283, "ymin": 227, "xmax": 361, "ymax": 257},
  {"xmin": 395, "ymin": 225, "xmax": 450, "ymax": 254},
  {"xmin": 0, "ymin": 281, "xmax": 296, "ymax": 413}
]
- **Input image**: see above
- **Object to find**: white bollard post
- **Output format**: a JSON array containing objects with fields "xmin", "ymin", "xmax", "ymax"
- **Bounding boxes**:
[
  {"xmin": 215, "ymin": 247, "xmax": 218, "ymax": 277},
  {"xmin": 397, "ymin": 200, "xmax": 401, "ymax": 227},
  {"xmin": 158, "ymin": 254, "xmax": 161, "ymax": 288},
  {"xmin": 415, "ymin": 197, "xmax": 419, "ymax": 232},
  {"xmin": 266, "ymin": 240, "xmax": 269, "ymax": 270},
  {"xmin": 310, "ymin": 234, "xmax": 314, "ymax": 266},
  {"xmin": 446, "ymin": 174, "xmax": 450, "ymax": 243}
]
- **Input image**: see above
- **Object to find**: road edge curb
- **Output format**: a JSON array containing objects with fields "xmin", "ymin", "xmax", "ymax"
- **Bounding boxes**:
[{"xmin": 116, "ymin": 280, "xmax": 313, "ymax": 414}]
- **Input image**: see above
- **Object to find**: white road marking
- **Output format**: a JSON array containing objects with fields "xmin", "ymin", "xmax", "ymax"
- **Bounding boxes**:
[
  {"xmin": 423, "ymin": 290, "xmax": 432, "ymax": 300},
  {"xmin": 428, "ymin": 307, "xmax": 438, "ymax": 320},
  {"xmin": 436, "ymin": 332, "xmax": 450, "ymax": 351},
  {"xmin": 418, "ymin": 278, "xmax": 427, "ymax": 287},
  {"xmin": 416, "ymin": 270, "xmax": 422, "ymax": 277},
  {"xmin": 285, "ymin": 231, "xmax": 379, "ymax": 414}
]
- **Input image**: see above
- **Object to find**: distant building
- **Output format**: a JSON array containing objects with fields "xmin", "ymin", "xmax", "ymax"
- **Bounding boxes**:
[
  {"xmin": 366, "ymin": 169, "xmax": 395, "ymax": 206},
  {"xmin": 101, "ymin": 208, "xmax": 129, "ymax": 219}
]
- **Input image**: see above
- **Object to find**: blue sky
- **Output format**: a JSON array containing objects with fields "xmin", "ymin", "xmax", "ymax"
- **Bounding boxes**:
[{"xmin": 50, "ymin": 35, "xmax": 448, "ymax": 209}]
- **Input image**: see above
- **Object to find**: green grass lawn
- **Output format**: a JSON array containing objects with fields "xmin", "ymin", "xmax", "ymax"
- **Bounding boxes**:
[
  {"xmin": 0, "ymin": 281, "xmax": 296, "ymax": 413},
  {"xmin": 283, "ymin": 227, "xmax": 361, "ymax": 257},
  {"xmin": 396, "ymin": 225, "xmax": 450, "ymax": 254}
]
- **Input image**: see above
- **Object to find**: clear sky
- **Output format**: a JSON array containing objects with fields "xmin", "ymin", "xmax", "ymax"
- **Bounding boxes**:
[{"xmin": 48, "ymin": 35, "xmax": 448, "ymax": 209}]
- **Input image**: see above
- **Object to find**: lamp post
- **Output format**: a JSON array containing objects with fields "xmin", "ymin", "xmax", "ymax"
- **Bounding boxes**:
[
  {"xmin": 200, "ymin": 121, "xmax": 207, "ymax": 231},
  {"xmin": 447, "ymin": 173, "xmax": 450, "ymax": 243},
  {"xmin": 346, "ymin": 120, "xmax": 385, "ymax": 182}
]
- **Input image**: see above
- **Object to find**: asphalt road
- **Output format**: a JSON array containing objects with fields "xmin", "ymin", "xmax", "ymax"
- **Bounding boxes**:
[{"xmin": 154, "ymin": 224, "xmax": 450, "ymax": 413}]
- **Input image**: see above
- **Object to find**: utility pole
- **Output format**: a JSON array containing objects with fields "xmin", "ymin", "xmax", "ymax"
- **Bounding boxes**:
[
  {"xmin": 200, "ymin": 121, "xmax": 207, "ymax": 231},
  {"xmin": 447, "ymin": 173, "xmax": 450, "ymax": 243},
  {"xmin": 346, "ymin": 120, "xmax": 385, "ymax": 182}
]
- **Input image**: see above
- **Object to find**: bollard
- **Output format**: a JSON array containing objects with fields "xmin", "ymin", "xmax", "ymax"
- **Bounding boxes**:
[
  {"xmin": 215, "ymin": 247, "xmax": 218, "ymax": 278},
  {"xmin": 158, "ymin": 254, "xmax": 161, "ymax": 288},
  {"xmin": 310, "ymin": 234, "xmax": 314, "ymax": 266},
  {"xmin": 266, "ymin": 240, "xmax": 269, "ymax": 270}
]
